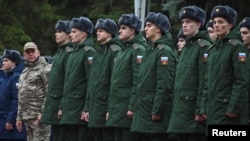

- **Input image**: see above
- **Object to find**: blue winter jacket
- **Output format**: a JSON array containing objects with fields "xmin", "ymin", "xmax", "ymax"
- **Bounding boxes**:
[{"xmin": 0, "ymin": 62, "xmax": 27, "ymax": 140}]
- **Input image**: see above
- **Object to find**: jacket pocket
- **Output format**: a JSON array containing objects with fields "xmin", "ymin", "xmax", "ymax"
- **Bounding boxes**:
[
  {"xmin": 48, "ymin": 88, "xmax": 63, "ymax": 98},
  {"xmin": 179, "ymin": 88, "xmax": 197, "ymax": 101},
  {"xmin": 69, "ymin": 88, "xmax": 86, "ymax": 98}
]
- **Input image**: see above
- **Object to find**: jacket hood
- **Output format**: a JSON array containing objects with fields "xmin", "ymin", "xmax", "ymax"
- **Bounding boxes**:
[
  {"xmin": 123, "ymin": 33, "xmax": 147, "ymax": 47},
  {"xmin": 105, "ymin": 37, "xmax": 123, "ymax": 47},
  {"xmin": 78, "ymin": 36, "xmax": 95, "ymax": 47},
  {"xmin": 186, "ymin": 30, "xmax": 211, "ymax": 43},
  {"xmin": 219, "ymin": 27, "xmax": 241, "ymax": 41}
]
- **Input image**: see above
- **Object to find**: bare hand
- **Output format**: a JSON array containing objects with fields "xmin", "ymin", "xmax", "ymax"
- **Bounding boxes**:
[
  {"xmin": 152, "ymin": 115, "xmax": 161, "ymax": 121},
  {"xmin": 226, "ymin": 112, "xmax": 238, "ymax": 118},
  {"xmin": 36, "ymin": 113, "xmax": 42, "ymax": 124},
  {"xmin": 195, "ymin": 115, "xmax": 206, "ymax": 121},
  {"xmin": 106, "ymin": 112, "xmax": 109, "ymax": 120},
  {"xmin": 127, "ymin": 110, "xmax": 134, "ymax": 118},
  {"xmin": 81, "ymin": 112, "xmax": 89, "ymax": 122},
  {"xmin": 6, "ymin": 122, "xmax": 13, "ymax": 131},
  {"xmin": 16, "ymin": 120, "xmax": 23, "ymax": 132},
  {"xmin": 58, "ymin": 110, "xmax": 63, "ymax": 119}
]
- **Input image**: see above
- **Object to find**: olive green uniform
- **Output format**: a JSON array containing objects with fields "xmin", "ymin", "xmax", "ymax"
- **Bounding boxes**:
[
  {"xmin": 41, "ymin": 42, "xmax": 73, "ymax": 141},
  {"xmin": 86, "ymin": 38, "xmax": 122, "ymax": 141},
  {"xmin": 131, "ymin": 33, "xmax": 177, "ymax": 141},
  {"xmin": 106, "ymin": 33, "xmax": 146, "ymax": 141},
  {"xmin": 204, "ymin": 28, "xmax": 249, "ymax": 125},
  {"xmin": 60, "ymin": 37, "xmax": 95, "ymax": 141},
  {"xmin": 167, "ymin": 30, "xmax": 211, "ymax": 141}
]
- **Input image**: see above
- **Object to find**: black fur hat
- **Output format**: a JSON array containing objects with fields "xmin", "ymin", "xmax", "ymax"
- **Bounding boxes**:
[
  {"xmin": 71, "ymin": 16, "xmax": 94, "ymax": 34},
  {"xmin": 238, "ymin": 17, "xmax": 250, "ymax": 29},
  {"xmin": 2, "ymin": 49, "xmax": 22, "ymax": 65},
  {"xmin": 206, "ymin": 19, "xmax": 213, "ymax": 28},
  {"xmin": 210, "ymin": 5, "xmax": 237, "ymax": 24},
  {"xmin": 55, "ymin": 20, "xmax": 71, "ymax": 34},
  {"xmin": 118, "ymin": 13, "xmax": 142, "ymax": 34},
  {"xmin": 177, "ymin": 29, "xmax": 186, "ymax": 39},
  {"xmin": 179, "ymin": 6, "xmax": 206, "ymax": 26},
  {"xmin": 145, "ymin": 12, "xmax": 171, "ymax": 34},
  {"xmin": 95, "ymin": 18, "xmax": 118, "ymax": 36}
]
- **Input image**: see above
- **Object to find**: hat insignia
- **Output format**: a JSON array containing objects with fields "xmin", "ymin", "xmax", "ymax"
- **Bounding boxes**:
[
  {"xmin": 183, "ymin": 10, "xmax": 186, "ymax": 14},
  {"xmin": 216, "ymin": 8, "xmax": 220, "ymax": 12}
]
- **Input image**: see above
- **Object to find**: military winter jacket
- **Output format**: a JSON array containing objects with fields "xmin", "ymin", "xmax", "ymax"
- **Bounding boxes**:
[
  {"xmin": 204, "ymin": 28, "xmax": 249, "ymax": 125},
  {"xmin": 247, "ymin": 48, "xmax": 250, "ymax": 124},
  {"xmin": 167, "ymin": 30, "xmax": 211, "ymax": 133},
  {"xmin": 106, "ymin": 33, "xmax": 146, "ymax": 128},
  {"xmin": 131, "ymin": 33, "xmax": 177, "ymax": 133},
  {"xmin": 60, "ymin": 37, "xmax": 95, "ymax": 125},
  {"xmin": 41, "ymin": 42, "xmax": 73, "ymax": 125},
  {"xmin": 17, "ymin": 57, "xmax": 51, "ymax": 121},
  {"xmin": 86, "ymin": 38, "xmax": 122, "ymax": 127}
]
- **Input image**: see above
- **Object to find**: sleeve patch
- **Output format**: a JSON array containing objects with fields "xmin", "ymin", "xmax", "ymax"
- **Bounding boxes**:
[
  {"xmin": 88, "ymin": 57, "xmax": 93, "ymax": 64},
  {"xmin": 203, "ymin": 53, "xmax": 208, "ymax": 62},
  {"xmin": 137, "ymin": 55, "xmax": 143, "ymax": 64},
  {"xmin": 161, "ymin": 56, "xmax": 168, "ymax": 66},
  {"xmin": 238, "ymin": 53, "xmax": 247, "ymax": 62}
]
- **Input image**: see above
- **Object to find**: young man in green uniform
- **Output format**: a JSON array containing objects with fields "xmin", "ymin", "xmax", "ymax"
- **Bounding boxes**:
[
  {"xmin": 176, "ymin": 29, "xmax": 186, "ymax": 55},
  {"xmin": 130, "ymin": 12, "xmax": 178, "ymax": 141},
  {"xmin": 167, "ymin": 6, "xmax": 211, "ymax": 141},
  {"xmin": 203, "ymin": 5, "xmax": 248, "ymax": 125},
  {"xmin": 84, "ymin": 18, "xmax": 122, "ymax": 141},
  {"xmin": 41, "ymin": 20, "xmax": 73, "ymax": 141},
  {"xmin": 59, "ymin": 16, "xmax": 95, "ymax": 141},
  {"xmin": 206, "ymin": 19, "xmax": 217, "ymax": 42},
  {"xmin": 106, "ymin": 13, "xmax": 147, "ymax": 141},
  {"xmin": 239, "ymin": 17, "xmax": 250, "ymax": 124}
]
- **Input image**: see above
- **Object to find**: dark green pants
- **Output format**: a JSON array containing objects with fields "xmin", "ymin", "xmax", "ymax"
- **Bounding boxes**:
[
  {"xmin": 90, "ymin": 127, "xmax": 114, "ymax": 141},
  {"xmin": 137, "ymin": 133, "xmax": 169, "ymax": 141},
  {"xmin": 175, "ymin": 133, "xmax": 207, "ymax": 141},
  {"xmin": 114, "ymin": 127, "xmax": 139, "ymax": 141},
  {"xmin": 58, "ymin": 125, "xmax": 94, "ymax": 141}
]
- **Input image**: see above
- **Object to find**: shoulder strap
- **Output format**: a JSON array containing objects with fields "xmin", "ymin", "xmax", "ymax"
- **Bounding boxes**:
[
  {"xmin": 228, "ymin": 39, "xmax": 240, "ymax": 46},
  {"xmin": 65, "ymin": 46, "xmax": 74, "ymax": 52},
  {"xmin": 110, "ymin": 45, "xmax": 120, "ymax": 52},
  {"xmin": 132, "ymin": 43, "xmax": 139, "ymax": 50},
  {"xmin": 197, "ymin": 39, "xmax": 209, "ymax": 48},
  {"xmin": 84, "ymin": 46, "xmax": 94, "ymax": 51},
  {"xmin": 157, "ymin": 44, "xmax": 164, "ymax": 50}
]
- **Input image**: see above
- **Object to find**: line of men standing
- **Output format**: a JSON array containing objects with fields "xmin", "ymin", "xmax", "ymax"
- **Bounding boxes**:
[
  {"xmin": 1, "ymin": 4, "xmax": 249, "ymax": 141},
  {"xmin": 40, "ymin": 4, "xmax": 249, "ymax": 141},
  {"xmin": 40, "ymin": 11, "xmax": 178, "ymax": 141}
]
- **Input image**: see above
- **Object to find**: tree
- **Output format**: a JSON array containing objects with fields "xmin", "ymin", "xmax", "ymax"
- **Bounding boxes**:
[{"xmin": 0, "ymin": 0, "xmax": 249, "ymax": 55}]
